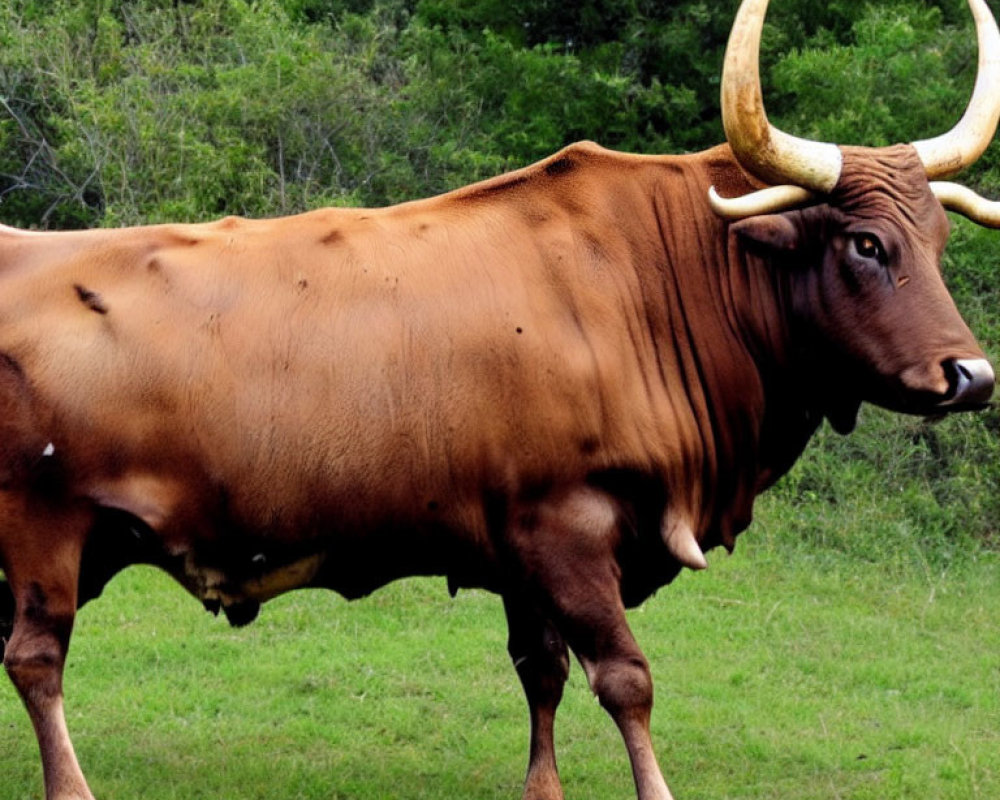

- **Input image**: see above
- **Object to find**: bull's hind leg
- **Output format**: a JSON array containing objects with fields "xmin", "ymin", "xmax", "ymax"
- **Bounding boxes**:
[
  {"xmin": 503, "ymin": 595, "xmax": 570, "ymax": 800},
  {"xmin": 507, "ymin": 486, "xmax": 674, "ymax": 800},
  {"xmin": 1, "ymin": 500, "xmax": 95, "ymax": 800}
]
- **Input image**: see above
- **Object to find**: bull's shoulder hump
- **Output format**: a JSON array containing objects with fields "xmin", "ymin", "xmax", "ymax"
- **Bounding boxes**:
[{"xmin": 432, "ymin": 146, "xmax": 722, "ymax": 232}]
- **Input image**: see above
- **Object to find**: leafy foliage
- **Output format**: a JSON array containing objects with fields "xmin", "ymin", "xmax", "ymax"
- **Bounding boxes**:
[{"xmin": 2, "ymin": 0, "xmax": 997, "ymax": 221}]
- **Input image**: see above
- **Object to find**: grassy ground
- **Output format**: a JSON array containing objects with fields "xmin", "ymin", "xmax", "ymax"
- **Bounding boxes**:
[{"xmin": 3, "ymin": 505, "xmax": 999, "ymax": 800}]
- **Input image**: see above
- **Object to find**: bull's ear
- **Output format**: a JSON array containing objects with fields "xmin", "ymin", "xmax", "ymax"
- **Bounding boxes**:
[{"xmin": 730, "ymin": 214, "xmax": 801, "ymax": 253}]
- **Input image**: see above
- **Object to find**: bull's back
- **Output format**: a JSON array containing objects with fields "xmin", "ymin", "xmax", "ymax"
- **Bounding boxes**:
[{"xmin": 0, "ymin": 144, "xmax": 733, "ymax": 550}]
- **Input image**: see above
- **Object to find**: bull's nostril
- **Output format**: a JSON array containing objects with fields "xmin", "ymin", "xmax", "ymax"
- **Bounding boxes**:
[{"xmin": 941, "ymin": 358, "xmax": 995, "ymax": 407}]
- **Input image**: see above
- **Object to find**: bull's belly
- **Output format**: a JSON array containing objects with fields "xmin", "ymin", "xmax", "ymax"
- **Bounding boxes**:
[
  {"xmin": 181, "ymin": 551, "xmax": 327, "ymax": 608},
  {"xmin": 136, "ymin": 508, "xmax": 499, "ymax": 626}
]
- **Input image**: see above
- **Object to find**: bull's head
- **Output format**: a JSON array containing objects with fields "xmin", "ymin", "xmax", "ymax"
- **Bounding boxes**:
[{"xmin": 711, "ymin": 0, "xmax": 998, "ymax": 423}]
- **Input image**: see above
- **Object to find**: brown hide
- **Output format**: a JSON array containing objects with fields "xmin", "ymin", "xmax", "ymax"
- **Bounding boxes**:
[
  {"xmin": 0, "ymin": 140, "xmax": 991, "ymax": 800},
  {"xmin": 0, "ymin": 143, "xmax": 772, "ymax": 603}
]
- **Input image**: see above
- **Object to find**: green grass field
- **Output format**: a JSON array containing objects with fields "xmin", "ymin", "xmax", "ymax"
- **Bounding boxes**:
[{"xmin": 3, "ymin": 493, "xmax": 999, "ymax": 800}]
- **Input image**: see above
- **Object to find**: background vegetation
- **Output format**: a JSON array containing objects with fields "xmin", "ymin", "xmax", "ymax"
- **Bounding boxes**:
[{"xmin": 1, "ymin": 1, "xmax": 998, "ymax": 798}]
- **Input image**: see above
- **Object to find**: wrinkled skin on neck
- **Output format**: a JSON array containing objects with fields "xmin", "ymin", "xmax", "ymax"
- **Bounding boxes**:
[{"xmin": 661, "ymin": 144, "xmax": 985, "ymax": 560}]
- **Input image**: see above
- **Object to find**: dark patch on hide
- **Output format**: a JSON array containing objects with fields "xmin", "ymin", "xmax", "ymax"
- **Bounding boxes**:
[
  {"xmin": 0, "ymin": 351, "xmax": 24, "ymax": 378},
  {"xmin": 319, "ymin": 229, "xmax": 343, "ymax": 246},
  {"xmin": 462, "ymin": 174, "xmax": 530, "ymax": 202},
  {"xmin": 22, "ymin": 582, "xmax": 74, "ymax": 655},
  {"xmin": 73, "ymin": 284, "xmax": 109, "ymax": 315},
  {"xmin": 544, "ymin": 157, "xmax": 575, "ymax": 177}
]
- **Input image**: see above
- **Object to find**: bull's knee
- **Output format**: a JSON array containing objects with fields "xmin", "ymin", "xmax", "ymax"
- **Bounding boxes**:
[
  {"xmin": 590, "ymin": 653, "xmax": 655, "ymax": 721},
  {"xmin": 4, "ymin": 586, "xmax": 74, "ymax": 695},
  {"xmin": 4, "ymin": 626, "xmax": 69, "ymax": 670},
  {"xmin": 5, "ymin": 644, "xmax": 73, "ymax": 720}
]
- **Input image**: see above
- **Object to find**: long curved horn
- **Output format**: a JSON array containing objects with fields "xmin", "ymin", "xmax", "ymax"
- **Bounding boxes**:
[
  {"xmin": 708, "ymin": 185, "xmax": 814, "ymax": 219},
  {"xmin": 932, "ymin": 181, "xmax": 1000, "ymax": 227},
  {"xmin": 720, "ymin": 0, "xmax": 842, "ymax": 193},
  {"xmin": 913, "ymin": 0, "xmax": 1000, "ymax": 178}
]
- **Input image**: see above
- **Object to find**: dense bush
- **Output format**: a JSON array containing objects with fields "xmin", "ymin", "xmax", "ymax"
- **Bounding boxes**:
[
  {"xmin": 0, "ymin": 0, "xmax": 996, "ymax": 558},
  {"xmin": 1, "ymin": 0, "xmax": 995, "ymax": 222}
]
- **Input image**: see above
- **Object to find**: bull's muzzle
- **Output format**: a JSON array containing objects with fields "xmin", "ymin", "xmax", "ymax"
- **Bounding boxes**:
[{"xmin": 941, "ymin": 358, "xmax": 995, "ymax": 408}]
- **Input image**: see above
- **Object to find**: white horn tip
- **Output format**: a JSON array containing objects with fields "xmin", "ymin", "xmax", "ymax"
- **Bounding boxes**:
[{"xmin": 932, "ymin": 181, "xmax": 1000, "ymax": 227}]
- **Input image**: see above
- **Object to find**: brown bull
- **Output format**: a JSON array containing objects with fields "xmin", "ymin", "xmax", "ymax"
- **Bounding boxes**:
[{"xmin": 2, "ymin": 1, "xmax": 999, "ymax": 798}]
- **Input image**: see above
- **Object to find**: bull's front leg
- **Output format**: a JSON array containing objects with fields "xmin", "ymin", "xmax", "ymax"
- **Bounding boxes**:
[
  {"xmin": 571, "ymin": 622, "xmax": 673, "ymax": 800},
  {"xmin": 503, "ymin": 595, "xmax": 570, "ymax": 800},
  {"xmin": 2, "ymin": 506, "xmax": 95, "ymax": 800},
  {"xmin": 506, "ymin": 485, "xmax": 674, "ymax": 800}
]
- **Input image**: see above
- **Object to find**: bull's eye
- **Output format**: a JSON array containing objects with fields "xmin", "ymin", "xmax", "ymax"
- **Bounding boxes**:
[{"xmin": 852, "ymin": 233, "xmax": 885, "ymax": 262}]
